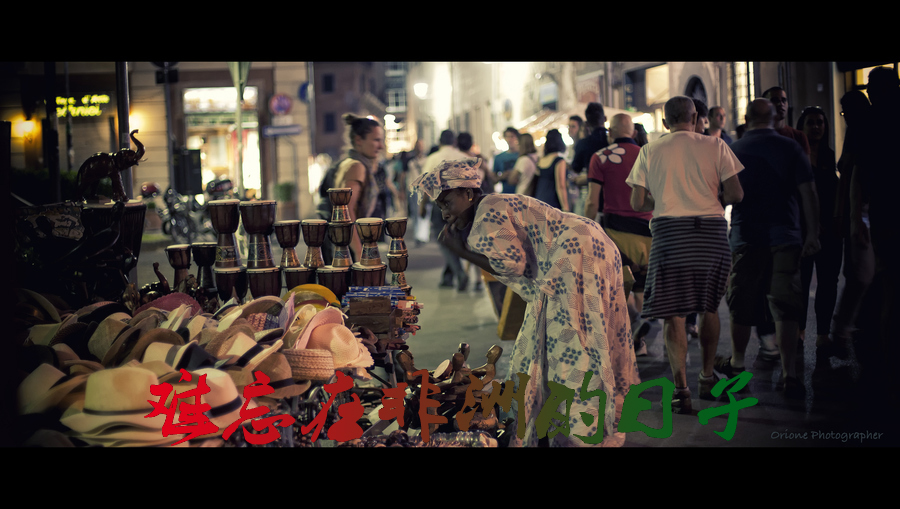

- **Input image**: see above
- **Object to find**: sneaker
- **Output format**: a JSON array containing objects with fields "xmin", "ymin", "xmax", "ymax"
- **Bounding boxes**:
[
  {"xmin": 672, "ymin": 387, "xmax": 692, "ymax": 414},
  {"xmin": 634, "ymin": 338, "xmax": 648, "ymax": 357},
  {"xmin": 713, "ymin": 355, "xmax": 745, "ymax": 379},
  {"xmin": 713, "ymin": 356, "xmax": 751, "ymax": 393},
  {"xmin": 698, "ymin": 372, "xmax": 720, "ymax": 401}
]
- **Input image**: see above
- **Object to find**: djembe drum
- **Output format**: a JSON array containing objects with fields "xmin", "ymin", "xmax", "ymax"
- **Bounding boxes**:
[
  {"xmin": 274, "ymin": 220, "xmax": 302, "ymax": 269},
  {"xmin": 350, "ymin": 263, "xmax": 386, "ymax": 288},
  {"xmin": 328, "ymin": 188, "xmax": 352, "ymax": 223},
  {"xmin": 283, "ymin": 266, "xmax": 316, "ymax": 289},
  {"xmin": 301, "ymin": 219, "xmax": 327, "ymax": 269},
  {"xmin": 328, "ymin": 221, "xmax": 354, "ymax": 268},
  {"xmin": 164, "ymin": 244, "xmax": 192, "ymax": 290},
  {"xmin": 240, "ymin": 200, "xmax": 277, "ymax": 269},
  {"xmin": 248, "ymin": 267, "xmax": 282, "ymax": 298},
  {"xmin": 317, "ymin": 266, "xmax": 350, "ymax": 302},
  {"xmin": 214, "ymin": 266, "xmax": 248, "ymax": 303},
  {"xmin": 191, "ymin": 242, "xmax": 218, "ymax": 298},
  {"xmin": 385, "ymin": 217, "xmax": 408, "ymax": 256},
  {"xmin": 388, "ymin": 253, "xmax": 410, "ymax": 294},
  {"xmin": 208, "ymin": 199, "xmax": 242, "ymax": 268},
  {"xmin": 355, "ymin": 218, "xmax": 384, "ymax": 267}
]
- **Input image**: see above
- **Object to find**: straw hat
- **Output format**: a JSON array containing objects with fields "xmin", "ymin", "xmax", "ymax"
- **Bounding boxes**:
[
  {"xmin": 74, "ymin": 301, "xmax": 130, "ymax": 324},
  {"xmin": 133, "ymin": 292, "xmax": 202, "ymax": 317},
  {"xmin": 281, "ymin": 304, "xmax": 318, "ymax": 349},
  {"xmin": 59, "ymin": 366, "xmax": 180, "ymax": 434},
  {"xmin": 118, "ymin": 328, "xmax": 185, "ymax": 366},
  {"xmin": 307, "ymin": 323, "xmax": 374, "ymax": 371},
  {"xmin": 53, "ymin": 344, "xmax": 105, "ymax": 375},
  {"xmin": 231, "ymin": 352, "xmax": 311, "ymax": 399},
  {"xmin": 99, "ymin": 325, "xmax": 146, "ymax": 368},
  {"xmin": 17, "ymin": 288, "xmax": 62, "ymax": 324},
  {"xmin": 207, "ymin": 332, "xmax": 282, "ymax": 373},
  {"xmin": 239, "ymin": 296, "xmax": 284, "ymax": 321},
  {"xmin": 294, "ymin": 306, "xmax": 344, "ymax": 350},
  {"xmin": 282, "ymin": 348, "xmax": 335, "ymax": 382},
  {"xmin": 142, "ymin": 340, "xmax": 227, "ymax": 372},
  {"xmin": 17, "ymin": 363, "xmax": 89, "ymax": 415},
  {"xmin": 26, "ymin": 313, "xmax": 78, "ymax": 346},
  {"xmin": 87, "ymin": 313, "xmax": 133, "ymax": 361}
]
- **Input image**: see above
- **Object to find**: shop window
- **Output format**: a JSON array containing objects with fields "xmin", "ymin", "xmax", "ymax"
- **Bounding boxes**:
[{"xmin": 732, "ymin": 62, "xmax": 754, "ymax": 130}]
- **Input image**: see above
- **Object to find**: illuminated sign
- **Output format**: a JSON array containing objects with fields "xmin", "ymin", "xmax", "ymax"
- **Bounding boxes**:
[{"xmin": 56, "ymin": 94, "xmax": 111, "ymax": 118}]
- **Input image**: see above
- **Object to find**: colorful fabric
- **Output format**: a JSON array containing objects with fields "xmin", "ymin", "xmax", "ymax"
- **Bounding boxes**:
[
  {"xmin": 467, "ymin": 194, "xmax": 640, "ymax": 447},
  {"xmin": 408, "ymin": 157, "xmax": 483, "ymax": 204}
]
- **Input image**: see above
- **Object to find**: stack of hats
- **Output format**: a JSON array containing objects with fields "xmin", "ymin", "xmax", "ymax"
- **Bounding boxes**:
[{"xmin": 12, "ymin": 285, "xmax": 375, "ymax": 447}]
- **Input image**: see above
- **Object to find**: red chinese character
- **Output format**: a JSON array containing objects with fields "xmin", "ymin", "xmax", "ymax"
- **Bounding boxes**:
[
  {"xmin": 329, "ymin": 393, "xmax": 365, "ymax": 442},
  {"xmin": 414, "ymin": 369, "xmax": 447, "ymax": 444},
  {"xmin": 379, "ymin": 383, "xmax": 408, "ymax": 427},
  {"xmin": 146, "ymin": 369, "xmax": 220, "ymax": 446},
  {"xmin": 223, "ymin": 371, "xmax": 296, "ymax": 445},
  {"xmin": 300, "ymin": 370, "xmax": 354, "ymax": 442}
]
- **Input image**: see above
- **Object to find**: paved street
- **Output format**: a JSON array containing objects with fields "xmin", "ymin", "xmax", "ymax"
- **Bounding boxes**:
[{"xmin": 136, "ymin": 231, "xmax": 896, "ymax": 448}]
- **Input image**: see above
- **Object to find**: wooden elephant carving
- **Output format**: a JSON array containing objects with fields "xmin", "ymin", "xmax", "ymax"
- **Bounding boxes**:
[{"xmin": 76, "ymin": 129, "xmax": 145, "ymax": 202}]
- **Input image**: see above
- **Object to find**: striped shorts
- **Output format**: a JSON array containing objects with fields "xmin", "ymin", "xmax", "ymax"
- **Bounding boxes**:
[{"xmin": 641, "ymin": 216, "xmax": 730, "ymax": 319}]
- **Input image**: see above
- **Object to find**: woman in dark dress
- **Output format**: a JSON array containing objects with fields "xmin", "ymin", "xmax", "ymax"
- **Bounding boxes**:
[{"xmin": 796, "ymin": 106, "xmax": 842, "ymax": 353}]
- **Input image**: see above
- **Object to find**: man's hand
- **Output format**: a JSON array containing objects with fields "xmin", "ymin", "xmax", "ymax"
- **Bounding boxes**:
[{"xmin": 801, "ymin": 234, "xmax": 821, "ymax": 258}]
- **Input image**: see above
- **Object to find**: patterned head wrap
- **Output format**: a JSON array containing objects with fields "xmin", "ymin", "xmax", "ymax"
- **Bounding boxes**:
[{"xmin": 409, "ymin": 158, "xmax": 483, "ymax": 204}]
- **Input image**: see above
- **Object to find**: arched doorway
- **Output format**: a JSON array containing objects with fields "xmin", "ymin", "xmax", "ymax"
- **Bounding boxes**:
[{"xmin": 685, "ymin": 75, "xmax": 708, "ymax": 106}]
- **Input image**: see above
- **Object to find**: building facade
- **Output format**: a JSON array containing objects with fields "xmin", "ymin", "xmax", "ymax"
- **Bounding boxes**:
[{"xmin": 4, "ymin": 61, "xmax": 317, "ymax": 220}]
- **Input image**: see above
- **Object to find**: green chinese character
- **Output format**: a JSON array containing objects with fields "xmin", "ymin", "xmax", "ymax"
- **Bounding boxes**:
[
  {"xmin": 573, "ymin": 370, "xmax": 607, "ymax": 445},
  {"xmin": 696, "ymin": 372, "xmax": 758, "ymax": 441},
  {"xmin": 617, "ymin": 377, "xmax": 675, "ymax": 439},
  {"xmin": 535, "ymin": 381, "xmax": 575, "ymax": 440}
]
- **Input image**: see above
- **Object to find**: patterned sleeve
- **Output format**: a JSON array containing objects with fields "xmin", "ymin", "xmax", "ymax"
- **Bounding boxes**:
[{"xmin": 467, "ymin": 196, "xmax": 528, "ymax": 278}]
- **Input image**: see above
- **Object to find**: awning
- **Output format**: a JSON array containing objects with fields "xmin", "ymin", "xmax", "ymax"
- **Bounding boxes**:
[{"xmin": 513, "ymin": 103, "xmax": 649, "ymax": 138}]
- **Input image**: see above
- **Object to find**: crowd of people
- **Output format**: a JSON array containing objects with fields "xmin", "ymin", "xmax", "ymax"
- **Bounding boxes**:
[{"xmin": 314, "ymin": 67, "xmax": 900, "ymax": 444}]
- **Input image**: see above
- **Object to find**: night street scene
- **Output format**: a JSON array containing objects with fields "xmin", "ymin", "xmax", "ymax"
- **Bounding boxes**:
[{"xmin": 4, "ymin": 61, "xmax": 898, "ymax": 449}]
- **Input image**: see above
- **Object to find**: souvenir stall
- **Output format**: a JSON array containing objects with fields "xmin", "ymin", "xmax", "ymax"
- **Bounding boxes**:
[{"xmin": 12, "ymin": 142, "xmax": 508, "ymax": 447}]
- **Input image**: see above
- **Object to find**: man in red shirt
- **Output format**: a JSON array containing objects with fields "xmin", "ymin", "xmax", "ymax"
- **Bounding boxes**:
[{"xmin": 586, "ymin": 113, "xmax": 653, "ymax": 355}]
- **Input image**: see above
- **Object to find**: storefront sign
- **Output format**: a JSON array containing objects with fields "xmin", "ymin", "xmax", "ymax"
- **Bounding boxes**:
[
  {"xmin": 147, "ymin": 369, "xmax": 758, "ymax": 446},
  {"xmin": 55, "ymin": 94, "xmax": 110, "ymax": 118}
]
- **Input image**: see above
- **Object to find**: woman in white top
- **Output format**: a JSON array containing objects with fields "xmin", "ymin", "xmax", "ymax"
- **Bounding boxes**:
[{"xmin": 507, "ymin": 133, "xmax": 539, "ymax": 196}]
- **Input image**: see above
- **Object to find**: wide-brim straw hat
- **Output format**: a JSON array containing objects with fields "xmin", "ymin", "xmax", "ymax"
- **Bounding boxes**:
[
  {"xmin": 52, "ymin": 344, "xmax": 105, "ymax": 375},
  {"xmin": 118, "ymin": 328, "xmax": 185, "ymax": 367},
  {"xmin": 59, "ymin": 366, "xmax": 180, "ymax": 434},
  {"xmin": 294, "ymin": 306, "xmax": 344, "ymax": 350},
  {"xmin": 17, "ymin": 363, "xmax": 89, "ymax": 415},
  {"xmin": 240, "ymin": 296, "xmax": 284, "ymax": 321},
  {"xmin": 307, "ymin": 322, "xmax": 374, "ymax": 370},
  {"xmin": 208, "ymin": 332, "xmax": 282, "ymax": 373},
  {"xmin": 87, "ymin": 312, "xmax": 133, "ymax": 361},
  {"xmin": 26, "ymin": 313, "xmax": 79, "ymax": 347},
  {"xmin": 282, "ymin": 348, "xmax": 335, "ymax": 382},
  {"xmin": 142, "ymin": 340, "xmax": 227, "ymax": 372},
  {"xmin": 281, "ymin": 304, "xmax": 319, "ymax": 350},
  {"xmin": 133, "ymin": 292, "xmax": 202, "ymax": 317},
  {"xmin": 17, "ymin": 288, "xmax": 62, "ymax": 324},
  {"xmin": 231, "ymin": 352, "xmax": 310, "ymax": 400}
]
